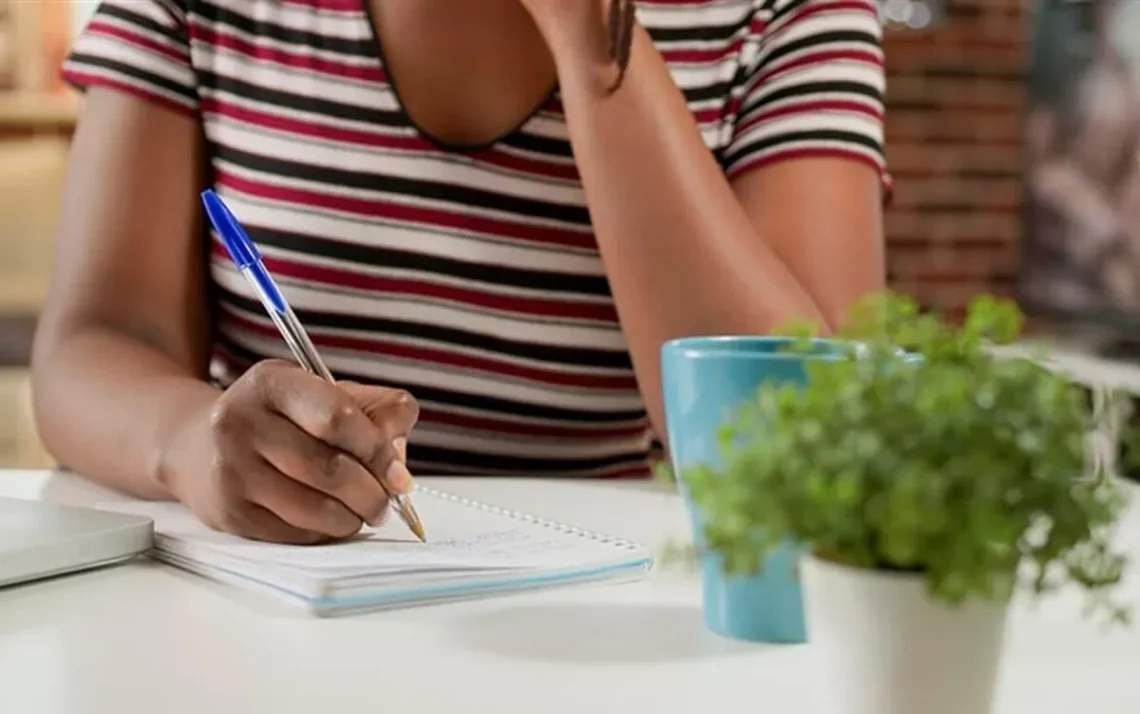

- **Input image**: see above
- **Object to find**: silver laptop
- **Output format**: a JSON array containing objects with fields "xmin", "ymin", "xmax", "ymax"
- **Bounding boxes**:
[{"xmin": 0, "ymin": 497, "xmax": 154, "ymax": 588}]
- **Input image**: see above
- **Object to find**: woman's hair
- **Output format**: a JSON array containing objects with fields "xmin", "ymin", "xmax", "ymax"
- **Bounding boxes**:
[{"xmin": 606, "ymin": 0, "xmax": 636, "ymax": 93}]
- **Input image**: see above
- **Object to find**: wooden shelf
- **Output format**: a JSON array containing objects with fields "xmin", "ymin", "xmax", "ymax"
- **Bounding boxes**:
[{"xmin": 0, "ymin": 92, "xmax": 79, "ymax": 130}]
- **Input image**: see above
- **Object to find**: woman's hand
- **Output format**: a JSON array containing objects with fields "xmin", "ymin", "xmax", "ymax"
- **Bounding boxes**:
[{"xmin": 163, "ymin": 360, "xmax": 419, "ymax": 544}]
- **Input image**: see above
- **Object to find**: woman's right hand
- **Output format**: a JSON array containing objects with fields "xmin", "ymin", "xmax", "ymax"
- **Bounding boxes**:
[{"xmin": 164, "ymin": 360, "xmax": 419, "ymax": 544}]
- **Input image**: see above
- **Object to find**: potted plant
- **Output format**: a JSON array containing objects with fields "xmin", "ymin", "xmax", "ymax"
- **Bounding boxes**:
[{"xmin": 678, "ymin": 291, "xmax": 1133, "ymax": 714}]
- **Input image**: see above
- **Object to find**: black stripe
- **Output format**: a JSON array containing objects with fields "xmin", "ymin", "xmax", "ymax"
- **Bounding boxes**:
[
  {"xmin": 218, "ymin": 287, "xmax": 631, "ymax": 368},
  {"xmin": 645, "ymin": 11, "xmax": 752, "ymax": 43},
  {"xmin": 740, "ymin": 78, "xmax": 882, "ymax": 116},
  {"xmin": 763, "ymin": 29, "xmax": 882, "ymax": 67},
  {"xmin": 101, "ymin": 3, "xmax": 189, "ymax": 47},
  {"xmin": 65, "ymin": 53, "xmax": 197, "ymax": 103},
  {"xmin": 501, "ymin": 129, "xmax": 573, "ymax": 157},
  {"xmin": 217, "ymin": 337, "xmax": 647, "ymax": 422},
  {"xmin": 407, "ymin": 446, "xmax": 649, "ymax": 475},
  {"xmin": 214, "ymin": 144, "xmax": 592, "ymax": 225},
  {"xmin": 683, "ymin": 80, "xmax": 733, "ymax": 104},
  {"xmin": 241, "ymin": 228, "xmax": 612, "ymax": 297},
  {"xmin": 189, "ymin": 2, "xmax": 377, "ymax": 57},
  {"xmin": 508, "ymin": 89, "xmax": 726, "ymax": 149},
  {"xmin": 197, "ymin": 70, "xmax": 403, "ymax": 125},
  {"xmin": 726, "ymin": 128, "xmax": 882, "ymax": 162}
]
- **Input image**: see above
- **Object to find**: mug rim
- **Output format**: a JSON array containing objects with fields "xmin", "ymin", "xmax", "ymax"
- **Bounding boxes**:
[
  {"xmin": 662, "ymin": 335, "xmax": 863, "ymax": 358},
  {"xmin": 667, "ymin": 349, "xmax": 850, "ymax": 361}
]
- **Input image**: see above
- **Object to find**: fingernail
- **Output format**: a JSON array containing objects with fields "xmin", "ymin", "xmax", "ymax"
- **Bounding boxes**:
[
  {"xmin": 392, "ymin": 436, "xmax": 407, "ymax": 463},
  {"xmin": 385, "ymin": 459, "xmax": 414, "ymax": 494}
]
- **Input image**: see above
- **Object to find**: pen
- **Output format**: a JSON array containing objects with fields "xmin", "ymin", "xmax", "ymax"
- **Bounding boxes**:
[{"xmin": 200, "ymin": 189, "xmax": 426, "ymax": 542}]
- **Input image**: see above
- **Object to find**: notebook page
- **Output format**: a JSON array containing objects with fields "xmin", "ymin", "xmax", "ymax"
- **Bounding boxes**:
[{"xmin": 100, "ymin": 489, "xmax": 637, "ymax": 576}]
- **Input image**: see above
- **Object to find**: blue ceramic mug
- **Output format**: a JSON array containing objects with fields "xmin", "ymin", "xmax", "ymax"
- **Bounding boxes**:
[{"xmin": 660, "ymin": 335, "xmax": 858, "ymax": 643}]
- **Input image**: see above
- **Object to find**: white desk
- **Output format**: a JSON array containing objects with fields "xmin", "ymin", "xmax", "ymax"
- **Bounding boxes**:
[{"xmin": 1, "ymin": 470, "xmax": 1138, "ymax": 714}]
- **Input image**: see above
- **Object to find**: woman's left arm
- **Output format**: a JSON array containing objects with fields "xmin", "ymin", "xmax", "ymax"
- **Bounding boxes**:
[{"xmin": 526, "ymin": 0, "xmax": 888, "ymax": 434}]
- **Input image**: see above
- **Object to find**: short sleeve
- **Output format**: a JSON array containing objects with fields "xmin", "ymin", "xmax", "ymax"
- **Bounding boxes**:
[
  {"xmin": 722, "ymin": 0, "xmax": 891, "ymax": 195},
  {"xmin": 61, "ymin": 0, "xmax": 198, "ymax": 115}
]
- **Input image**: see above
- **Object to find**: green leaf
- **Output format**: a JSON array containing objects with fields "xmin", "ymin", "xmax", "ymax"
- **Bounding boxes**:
[{"xmin": 679, "ymin": 290, "xmax": 1133, "ymax": 626}]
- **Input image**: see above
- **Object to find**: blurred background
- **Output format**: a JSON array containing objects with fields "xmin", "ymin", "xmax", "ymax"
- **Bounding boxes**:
[{"xmin": 0, "ymin": 0, "xmax": 1135, "ymax": 470}]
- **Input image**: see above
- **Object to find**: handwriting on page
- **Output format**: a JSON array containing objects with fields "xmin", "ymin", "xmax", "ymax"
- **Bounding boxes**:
[
  {"xmin": 255, "ymin": 526, "xmax": 590, "ymax": 573},
  {"xmin": 107, "ymin": 494, "xmax": 615, "ymax": 575}
]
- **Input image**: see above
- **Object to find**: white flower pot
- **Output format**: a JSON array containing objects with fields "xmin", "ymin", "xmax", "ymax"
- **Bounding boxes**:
[{"xmin": 801, "ymin": 555, "xmax": 1010, "ymax": 714}]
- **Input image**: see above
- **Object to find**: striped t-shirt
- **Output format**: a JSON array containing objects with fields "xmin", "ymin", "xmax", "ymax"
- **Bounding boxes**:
[{"xmin": 62, "ymin": 0, "xmax": 888, "ymax": 478}]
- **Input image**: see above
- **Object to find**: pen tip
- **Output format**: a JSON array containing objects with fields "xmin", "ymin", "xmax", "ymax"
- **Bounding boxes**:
[
  {"xmin": 413, "ymin": 524, "xmax": 427, "ymax": 543},
  {"xmin": 400, "ymin": 502, "xmax": 426, "ymax": 542}
]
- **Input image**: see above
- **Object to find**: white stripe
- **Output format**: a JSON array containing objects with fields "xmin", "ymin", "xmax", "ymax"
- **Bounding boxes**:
[
  {"xmin": 72, "ymin": 33, "xmax": 195, "ymax": 90},
  {"xmin": 200, "ymin": 47, "xmax": 394, "ymax": 111},
  {"xmin": 737, "ymin": 110, "xmax": 883, "ymax": 144},
  {"xmin": 214, "ymin": 159, "xmax": 595, "ymax": 250},
  {"xmin": 209, "ymin": 121, "xmax": 589, "ymax": 207},
  {"xmin": 211, "ymin": 266, "xmax": 628, "ymax": 349},
  {"xmin": 639, "ymin": 1, "xmax": 754, "ymax": 29},
  {"xmin": 250, "ymin": 244, "xmax": 610, "ymax": 303},
  {"xmin": 763, "ymin": 3, "xmax": 881, "ymax": 59},
  {"xmin": 748, "ymin": 63, "xmax": 885, "ymax": 104},
  {"xmin": 199, "ymin": 0, "xmax": 373, "ymax": 40},
  {"xmin": 196, "ymin": 21, "xmax": 382, "ymax": 68},
  {"xmin": 216, "ymin": 191, "xmax": 605, "ymax": 273},
  {"xmin": 224, "ymin": 332, "xmax": 644, "ymax": 411},
  {"xmin": 223, "ymin": 298, "xmax": 628, "ymax": 376}
]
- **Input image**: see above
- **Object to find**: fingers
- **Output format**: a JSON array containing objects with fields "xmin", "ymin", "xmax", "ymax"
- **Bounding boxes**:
[
  {"xmin": 254, "ymin": 412, "xmax": 390, "ymax": 525},
  {"xmin": 230, "ymin": 503, "xmax": 328, "ymax": 545},
  {"xmin": 241, "ymin": 457, "xmax": 363, "ymax": 540},
  {"xmin": 344, "ymin": 383, "xmax": 419, "ymax": 495},
  {"xmin": 254, "ymin": 364, "xmax": 417, "ymax": 494}
]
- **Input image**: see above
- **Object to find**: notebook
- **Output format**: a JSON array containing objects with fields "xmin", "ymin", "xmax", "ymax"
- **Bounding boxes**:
[{"xmin": 99, "ymin": 486, "xmax": 653, "ymax": 615}]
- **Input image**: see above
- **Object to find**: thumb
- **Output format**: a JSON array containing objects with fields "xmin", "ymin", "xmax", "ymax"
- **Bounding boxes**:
[{"xmin": 340, "ymin": 383, "xmax": 420, "ymax": 443}]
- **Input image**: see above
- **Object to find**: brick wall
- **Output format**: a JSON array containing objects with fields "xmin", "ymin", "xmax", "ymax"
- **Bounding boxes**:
[{"xmin": 882, "ymin": 0, "xmax": 1026, "ymax": 321}]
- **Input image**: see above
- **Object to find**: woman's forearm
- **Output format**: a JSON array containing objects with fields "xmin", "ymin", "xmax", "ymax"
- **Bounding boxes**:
[
  {"xmin": 546, "ymin": 23, "xmax": 825, "ymax": 433},
  {"xmin": 32, "ymin": 325, "xmax": 218, "ymax": 499}
]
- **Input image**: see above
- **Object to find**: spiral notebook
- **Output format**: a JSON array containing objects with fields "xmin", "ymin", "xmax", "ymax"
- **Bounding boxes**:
[{"xmin": 101, "ymin": 487, "xmax": 653, "ymax": 615}]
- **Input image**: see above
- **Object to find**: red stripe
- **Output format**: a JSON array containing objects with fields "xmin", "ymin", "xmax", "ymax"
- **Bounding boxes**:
[
  {"xmin": 597, "ymin": 464, "xmax": 652, "ymax": 479},
  {"xmin": 759, "ymin": 48, "xmax": 883, "ymax": 85},
  {"xmin": 62, "ymin": 70, "xmax": 195, "ymax": 116},
  {"xmin": 215, "ymin": 170, "xmax": 598, "ymax": 251},
  {"xmin": 469, "ymin": 147, "xmax": 580, "ymax": 182},
  {"xmin": 278, "ymin": 0, "xmax": 362, "ymax": 11},
  {"xmin": 200, "ymin": 96, "xmax": 427, "ymax": 148},
  {"xmin": 209, "ymin": 242, "xmax": 617, "ymax": 323},
  {"xmin": 201, "ymin": 96, "xmax": 580, "ymax": 181},
  {"xmin": 660, "ymin": 37, "xmax": 744, "ymax": 64},
  {"xmin": 769, "ymin": 0, "xmax": 878, "ymax": 40},
  {"xmin": 210, "ymin": 347, "xmax": 645, "ymax": 439},
  {"xmin": 85, "ymin": 20, "xmax": 188, "ymax": 63},
  {"xmin": 221, "ymin": 307, "xmax": 633, "ymax": 388},
  {"xmin": 736, "ymin": 98, "xmax": 882, "ymax": 137},
  {"xmin": 417, "ymin": 408, "xmax": 649, "ymax": 439},
  {"xmin": 728, "ymin": 147, "xmax": 885, "ymax": 180},
  {"xmin": 191, "ymin": 25, "xmax": 386, "ymax": 83}
]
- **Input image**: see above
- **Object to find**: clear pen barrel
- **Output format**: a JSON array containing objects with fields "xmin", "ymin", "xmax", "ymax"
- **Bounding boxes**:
[{"xmin": 242, "ymin": 265, "xmax": 335, "ymax": 382}]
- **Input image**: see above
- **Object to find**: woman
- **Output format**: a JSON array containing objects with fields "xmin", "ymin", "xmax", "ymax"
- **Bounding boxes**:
[{"xmin": 32, "ymin": 0, "xmax": 888, "ymax": 543}]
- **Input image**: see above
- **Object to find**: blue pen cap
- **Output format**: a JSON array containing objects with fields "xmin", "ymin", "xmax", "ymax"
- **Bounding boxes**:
[{"xmin": 201, "ymin": 189, "xmax": 261, "ymax": 269}]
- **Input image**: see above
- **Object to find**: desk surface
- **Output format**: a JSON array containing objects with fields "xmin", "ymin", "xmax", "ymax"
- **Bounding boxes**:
[{"xmin": 1, "ymin": 470, "xmax": 1138, "ymax": 714}]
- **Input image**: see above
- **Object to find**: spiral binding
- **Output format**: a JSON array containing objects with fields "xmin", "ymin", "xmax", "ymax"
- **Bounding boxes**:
[{"xmin": 414, "ymin": 485, "xmax": 644, "ymax": 553}]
